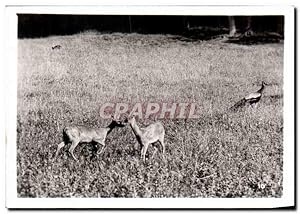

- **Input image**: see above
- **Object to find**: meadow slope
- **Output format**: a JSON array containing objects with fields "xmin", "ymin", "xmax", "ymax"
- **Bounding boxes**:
[{"xmin": 17, "ymin": 32, "xmax": 283, "ymax": 197}]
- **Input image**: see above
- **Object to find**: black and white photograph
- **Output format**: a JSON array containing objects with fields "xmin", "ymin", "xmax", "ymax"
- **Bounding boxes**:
[{"xmin": 4, "ymin": 5, "xmax": 295, "ymax": 209}]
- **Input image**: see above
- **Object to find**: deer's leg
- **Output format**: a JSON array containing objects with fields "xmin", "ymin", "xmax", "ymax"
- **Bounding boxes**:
[
  {"xmin": 151, "ymin": 144, "xmax": 158, "ymax": 159},
  {"xmin": 94, "ymin": 139, "xmax": 105, "ymax": 154},
  {"xmin": 142, "ymin": 143, "xmax": 150, "ymax": 162},
  {"xmin": 159, "ymin": 136, "xmax": 165, "ymax": 154},
  {"xmin": 54, "ymin": 141, "xmax": 65, "ymax": 159},
  {"xmin": 69, "ymin": 141, "xmax": 79, "ymax": 161},
  {"xmin": 134, "ymin": 141, "xmax": 140, "ymax": 151},
  {"xmin": 140, "ymin": 146, "xmax": 145, "ymax": 159}
]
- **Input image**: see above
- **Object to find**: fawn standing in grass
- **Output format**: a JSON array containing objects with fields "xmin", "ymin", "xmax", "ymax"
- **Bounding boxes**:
[
  {"xmin": 54, "ymin": 115, "xmax": 126, "ymax": 161},
  {"xmin": 126, "ymin": 116, "xmax": 165, "ymax": 162}
]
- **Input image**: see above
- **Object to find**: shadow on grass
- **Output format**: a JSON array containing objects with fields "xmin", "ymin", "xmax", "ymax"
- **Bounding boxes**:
[{"xmin": 224, "ymin": 32, "xmax": 283, "ymax": 45}]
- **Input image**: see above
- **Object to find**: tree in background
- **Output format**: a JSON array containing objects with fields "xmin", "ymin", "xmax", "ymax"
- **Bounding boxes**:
[{"xmin": 228, "ymin": 16, "xmax": 237, "ymax": 37}]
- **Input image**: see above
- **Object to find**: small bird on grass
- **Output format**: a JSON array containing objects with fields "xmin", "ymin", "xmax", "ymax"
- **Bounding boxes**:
[
  {"xmin": 230, "ymin": 81, "xmax": 268, "ymax": 111},
  {"xmin": 52, "ymin": 45, "xmax": 61, "ymax": 50}
]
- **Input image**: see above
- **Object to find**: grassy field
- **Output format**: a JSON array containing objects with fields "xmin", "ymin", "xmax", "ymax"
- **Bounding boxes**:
[{"xmin": 17, "ymin": 32, "xmax": 283, "ymax": 198}]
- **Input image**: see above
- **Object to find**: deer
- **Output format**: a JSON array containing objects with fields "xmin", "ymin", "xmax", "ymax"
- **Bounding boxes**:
[
  {"xmin": 126, "ymin": 116, "xmax": 165, "ymax": 162},
  {"xmin": 54, "ymin": 115, "xmax": 126, "ymax": 161}
]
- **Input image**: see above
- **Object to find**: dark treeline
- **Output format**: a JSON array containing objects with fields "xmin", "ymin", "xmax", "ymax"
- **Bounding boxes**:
[{"xmin": 18, "ymin": 14, "xmax": 283, "ymax": 39}]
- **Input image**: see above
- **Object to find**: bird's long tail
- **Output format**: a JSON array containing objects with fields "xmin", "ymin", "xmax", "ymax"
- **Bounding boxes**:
[{"xmin": 229, "ymin": 98, "xmax": 246, "ymax": 111}]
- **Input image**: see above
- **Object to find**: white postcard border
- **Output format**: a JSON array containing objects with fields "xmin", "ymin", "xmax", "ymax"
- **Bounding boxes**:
[{"xmin": 5, "ymin": 5, "xmax": 295, "ymax": 209}]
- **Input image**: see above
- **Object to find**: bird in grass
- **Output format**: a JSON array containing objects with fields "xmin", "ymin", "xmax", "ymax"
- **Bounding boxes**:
[
  {"xmin": 230, "ymin": 81, "xmax": 268, "ymax": 111},
  {"xmin": 52, "ymin": 45, "xmax": 61, "ymax": 50}
]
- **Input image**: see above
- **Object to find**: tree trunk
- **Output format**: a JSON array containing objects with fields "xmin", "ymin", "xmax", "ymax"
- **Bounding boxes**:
[
  {"xmin": 246, "ymin": 16, "xmax": 252, "ymax": 31},
  {"xmin": 244, "ymin": 16, "xmax": 254, "ymax": 36},
  {"xmin": 228, "ymin": 16, "xmax": 237, "ymax": 37},
  {"xmin": 277, "ymin": 16, "xmax": 283, "ymax": 35},
  {"xmin": 128, "ymin": 16, "xmax": 132, "ymax": 33}
]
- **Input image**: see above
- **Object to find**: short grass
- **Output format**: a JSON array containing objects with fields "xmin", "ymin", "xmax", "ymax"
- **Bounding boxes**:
[{"xmin": 17, "ymin": 32, "xmax": 283, "ymax": 198}]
